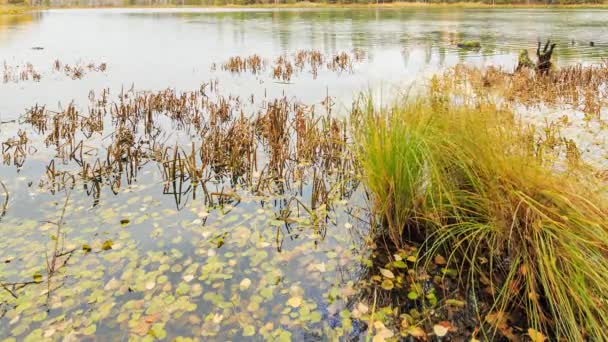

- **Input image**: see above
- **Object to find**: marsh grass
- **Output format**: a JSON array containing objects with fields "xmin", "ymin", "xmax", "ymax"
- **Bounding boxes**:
[
  {"xmin": 2, "ymin": 60, "xmax": 106, "ymax": 84},
  {"xmin": 440, "ymin": 62, "xmax": 608, "ymax": 119},
  {"xmin": 220, "ymin": 50, "xmax": 365, "ymax": 81},
  {"xmin": 8, "ymin": 77, "xmax": 355, "ymax": 213},
  {"xmin": 3, "ymin": 61, "xmax": 40, "ymax": 83},
  {"xmin": 354, "ymin": 94, "xmax": 608, "ymax": 339}
]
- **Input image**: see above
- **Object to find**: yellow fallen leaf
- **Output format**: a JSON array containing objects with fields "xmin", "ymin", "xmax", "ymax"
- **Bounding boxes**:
[
  {"xmin": 408, "ymin": 326, "xmax": 426, "ymax": 338},
  {"xmin": 528, "ymin": 328, "xmax": 547, "ymax": 342},
  {"xmin": 379, "ymin": 268, "xmax": 395, "ymax": 279},
  {"xmin": 131, "ymin": 321, "xmax": 151, "ymax": 336},
  {"xmin": 144, "ymin": 312, "xmax": 162, "ymax": 324},
  {"xmin": 357, "ymin": 302, "xmax": 369, "ymax": 314},
  {"xmin": 212, "ymin": 313, "xmax": 224, "ymax": 324},
  {"xmin": 433, "ymin": 324, "xmax": 449, "ymax": 337},
  {"xmin": 313, "ymin": 263, "xmax": 326, "ymax": 272},
  {"xmin": 287, "ymin": 296, "xmax": 302, "ymax": 308},
  {"xmin": 239, "ymin": 278, "xmax": 252, "ymax": 291},
  {"xmin": 434, "ymin": 255, "xmax": 446, "ymax": 265},
  {"xmin": 372, "ymin": 321, "xmax": 394, "ymax": 342}
]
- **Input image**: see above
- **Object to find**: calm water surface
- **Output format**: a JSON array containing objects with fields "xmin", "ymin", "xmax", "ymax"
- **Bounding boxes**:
[
  {"xmin": 1, "ymin": 8, "xmax": 607, "ymax": 118},
  {"xmin": 0, "ymin": 8, "xmax": 607, "ymax": 340}
]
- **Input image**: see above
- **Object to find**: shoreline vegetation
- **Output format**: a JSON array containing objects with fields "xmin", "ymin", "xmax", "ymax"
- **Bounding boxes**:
[
  {"xmin": 2, "ymin": 46, "xmax": 608, "ymax": 339},
  {"xmin": 1, "ymin": 5, "xmax": 608, "ymax": 340},
  {"xmin": 2, "ymin": 1, "xmax": 608, "ymax": 15}
]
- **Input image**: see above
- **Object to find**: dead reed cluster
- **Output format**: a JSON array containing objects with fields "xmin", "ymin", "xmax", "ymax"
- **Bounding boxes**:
[
  {"xmin": 220, "ymin": 49, "xmax": 365, "ymax": 81},
  {"xmin": 294, "ymin": 49, "xmax": 324, "ymax": 77},
  {"xmin": 53, "ymin": 60, "xmax": 107, "ymax": 80},
  {"xmin": 9, "ymin": 80, "xmax": 355, "ymax": 209},
  {"xmin": 221, "ymin": 54, "xmax": 264, "ymax": 74},
  {"xmin": 1, "ymin": 130, "xmax": 29, "ymax": 168},
  {"xmin": 1, "ymin": 60, "xmax": 107, "ymax": 83},
  {"xmin": 439, "ymin": 62, "xmax": 608, "ymax": 119},
  {"xmin": 2, "ymin": 62, "xmax": 41, "ymax": 83},
  {"xmin": 327, "ymin": 51, "xmax": 357, "ymax": 73}
]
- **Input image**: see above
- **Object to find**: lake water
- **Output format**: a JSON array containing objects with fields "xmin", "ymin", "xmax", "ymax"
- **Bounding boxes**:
[{"xmin": 0, "ymin": 7, "xmax": 607, "ymax": 340}]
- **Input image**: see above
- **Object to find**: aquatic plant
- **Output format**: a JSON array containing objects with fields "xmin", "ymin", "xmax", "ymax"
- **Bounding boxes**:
[
  {"xmin": 439, "ymin": 62, "xmax": 608, "ymax": 118},
  {"xmin": 456, "ymin": 40, "xmax": 481, "ymax": 49},
  {"xmin": 53, "ymin": 60, "xmax": 107, "ymax": 79},
  {"xmin": 1, "ymin": 60, "xmax": 106, "ymax": 84},
  {"xmin": 2, "ymin": 61, "xmax": 40, "ymax": 83},
  {"xmin": 354, "ymin": 95, "xmax": 608, "ymax": 340},
  {"xmin": 221, "ymin": 54, "xmax": 263, "ymax": 74},
  {"xmin": 220, "ymin": 49, "xmax": 365, "ymax": 81},
  {"xmin": 515, "ymin": 49, "xmax": 535, "ymax": 71}
]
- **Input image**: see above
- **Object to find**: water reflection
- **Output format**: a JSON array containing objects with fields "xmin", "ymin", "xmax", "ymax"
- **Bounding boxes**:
[
  {"xmin": 1, "ymin": 7, "xmax": 607, "ymax": 340},
  {"xmin": 1, "ymin": 8, "xmax": 606, "ymax": 118}
]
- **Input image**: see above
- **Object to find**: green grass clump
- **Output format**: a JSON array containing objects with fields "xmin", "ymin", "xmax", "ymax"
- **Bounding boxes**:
[
  {"xmin": 354, "ymin": 96, "xmax": 608, "ymax": 339},
  {"xmin": 0, "ymin": 5, "xmax": 29, "ymax": 15},
  {"xmin": 457, "ymin": 40, "xmax": 481, "ymax": 49}
]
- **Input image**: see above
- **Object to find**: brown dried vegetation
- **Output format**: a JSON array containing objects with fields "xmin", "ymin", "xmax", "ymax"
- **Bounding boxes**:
[
  {"xmin": 439, "ymin": 62, "xmax": 608, "ymax": 118},
  {"xmin": 2, "ymin": 62, "xmax": 41, "ymax": 83},
  {"xmin": 53, "ymin": 60, "xmax": 108, "ymax": 79},
  {"xmin": 220, "ymin": 49, "xmax": 365, "ymax": 81},
  {"xmin": 8, "ymin": 79, "xmax": 355, "ymax": 209}
]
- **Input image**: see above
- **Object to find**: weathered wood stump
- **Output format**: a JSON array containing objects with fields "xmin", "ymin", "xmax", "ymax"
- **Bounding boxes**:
[
  {"xmin": 515, "ymin": 40, "xmax": 556, "ymax": 75},
  {"xmin": 536, "ymin": 40, "xmax": 556, "ymax": 75}
]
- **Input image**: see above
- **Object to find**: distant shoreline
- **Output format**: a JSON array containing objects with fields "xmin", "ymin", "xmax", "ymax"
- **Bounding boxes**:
[{"xmin": 3, "ymin": 1, "xmax": 608, "ymax": 16}]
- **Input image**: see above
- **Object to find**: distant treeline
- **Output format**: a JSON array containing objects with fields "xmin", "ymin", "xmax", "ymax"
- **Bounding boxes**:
[{"xmin": 3, "ymin": 0, "xmax": 605, "ymax": 7}]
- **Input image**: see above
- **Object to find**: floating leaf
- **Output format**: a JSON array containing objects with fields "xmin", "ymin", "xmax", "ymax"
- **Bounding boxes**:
[
  {"xmin": 313, "ymin": 263, "xmax": 326, "ymax": 273},
  {"xmin": 32, "ymin": 311, "xmax": 48, "ymax": 322},
  {"xmin": 176, "ymin": 282, "xmax": 190, "ymax": 296},
  {"xmin": 357, "ymin": 302, "xmax": 369, "ymax": 314},
  {"xmin": 33, "ymin": 272, "xmax": 43, "ymax": 283},
  {"xmin": 131, "ymin": 320, "xmax": 150, "ymax": 336},
  {"xmin": 239, "ymin": 278, "xmax": 252, "ymax": 291},
  {"xmin": 243, "ymin": 325, "xmax": 255, "ymax": 337},
  {"xmin": 82, "ymin": 324, "xmax": 96, "ymax": 336},
  {"xmin": 144, "ymin": 312, "xmax": 162, "ymax": 324},
  {"xmin": 101, "ymin": 240, "xmax": 113, "ymax": 251},
  {"xmin": 149, "ymin": 323, "xmax": 166, "ymax": 339},
  {"xmin": 407, "ymin": 291, "xmax": 418, "ymax": 300},
  {"xmin": 287, "ymin": 296, "xmax": 302, "ymax": 308}
]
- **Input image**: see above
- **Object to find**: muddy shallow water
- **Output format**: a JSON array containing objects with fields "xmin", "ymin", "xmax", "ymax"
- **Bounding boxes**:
[{"xmin": 1, "ymin": 7, "xmax": 607, "ymax": 340}]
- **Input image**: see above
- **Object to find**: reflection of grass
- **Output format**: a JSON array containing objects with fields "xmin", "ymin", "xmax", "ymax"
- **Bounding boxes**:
[
  {"xmin": 457, "ymin": 40, "xmax": 481, "ymax": 49},
  {"xmin": 0, "ymin": 5, "xmax": 30, "ymax": 16},
  {"xmin": 355, "ymin": 94, "xmax": 608, "ymax": 340},
  {"xmin": 11, "ymin": 2, "xmax": 608, "ymax": 10},
  {"xmin": 439, "ymin": 63, "xmax": 608, "ymax": 119}
]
